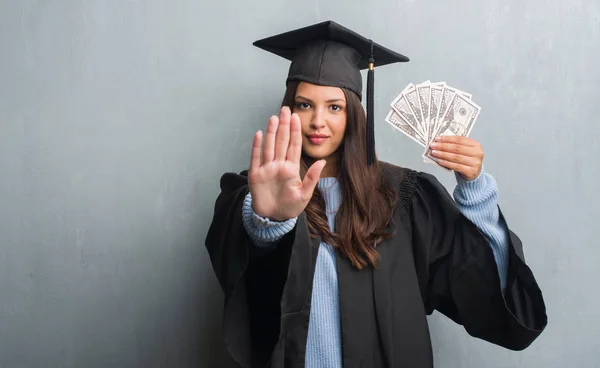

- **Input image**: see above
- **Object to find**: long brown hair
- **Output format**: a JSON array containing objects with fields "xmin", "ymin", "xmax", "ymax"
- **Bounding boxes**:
[{"xmin": 282, "ymin": 81, "xmax": 398, "ymax": 269}]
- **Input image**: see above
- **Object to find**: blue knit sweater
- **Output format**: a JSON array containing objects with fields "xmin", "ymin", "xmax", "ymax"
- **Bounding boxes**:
[{"xmin": 242, "ymin": 168, "xmax": 510, "ymax": 368}]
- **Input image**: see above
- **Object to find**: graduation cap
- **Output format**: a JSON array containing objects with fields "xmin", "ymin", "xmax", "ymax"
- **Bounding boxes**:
[{"xmin": 253, "ymin": 20, "xmax": 409, "ymax": 166}]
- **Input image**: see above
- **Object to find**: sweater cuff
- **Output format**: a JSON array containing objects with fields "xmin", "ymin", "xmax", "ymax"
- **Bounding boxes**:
[
  {"xmin": 242, "ymin": 192, "xmax": 297, "ymax": 246},
  {"xmin": 453, "ymin": 166, "xmax": 497, "ymax": 206}
]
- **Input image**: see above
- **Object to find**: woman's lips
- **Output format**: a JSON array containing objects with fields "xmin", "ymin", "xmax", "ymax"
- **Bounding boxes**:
[{"xmin": 307, "ymin": 134, "xmax": 329, "ymax": 145}]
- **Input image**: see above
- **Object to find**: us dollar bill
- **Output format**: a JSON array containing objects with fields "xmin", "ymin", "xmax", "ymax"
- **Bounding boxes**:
[
  {"xmin": 390, "ymin": 84, "xmax": 426, "ymax": 140},
  {"xmin": 434, "ymin": 86, "xmax": 456, "ymax": 139},
  {"xmin": 416, "ymin": 81, "xmax": 431, "ymax": 142},
  {"xmin": 428, "ymin": 82, "xmax": 445, "ymax": 144},
  {"xmin": 385, "ymin": 110, "xmax": 426, "ymax": 147},
  {"xmin": 423, "ymin": 93, "xmax": 481, "ymax": 162},
  {"xmin": 402, "ymin": 85, "xmax": 426, "ymax": 137}
]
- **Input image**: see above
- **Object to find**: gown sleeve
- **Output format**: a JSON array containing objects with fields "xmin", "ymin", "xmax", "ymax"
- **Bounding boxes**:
[
  {"xmin": 204, "ymin": 170, "xmax": 298, "ymax": 368},
  {"xmin": 410, "ymin": 171, "xmax": 548, "ymax": 351}
]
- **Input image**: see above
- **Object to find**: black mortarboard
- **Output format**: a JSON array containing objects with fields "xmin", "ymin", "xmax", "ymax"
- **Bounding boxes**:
[{"xmin": 253, "ymin": 20, "xmax": 409, "ymax": 165}]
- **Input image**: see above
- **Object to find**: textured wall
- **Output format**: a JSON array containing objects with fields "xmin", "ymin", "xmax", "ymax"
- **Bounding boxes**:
[{"xmin": 1, "ymin": 0, "xmax": 598, "ymax": 367}]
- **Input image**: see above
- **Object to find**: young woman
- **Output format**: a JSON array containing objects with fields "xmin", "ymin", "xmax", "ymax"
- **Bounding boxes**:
[{"xmin": 205, "ymin": 21, "xmax": 547, "ymax": 368}]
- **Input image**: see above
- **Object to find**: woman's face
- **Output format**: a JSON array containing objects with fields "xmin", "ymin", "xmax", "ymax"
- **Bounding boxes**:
[{"xmin": 293, "ymin": 82, "xmax": 347, "ymax": 163}]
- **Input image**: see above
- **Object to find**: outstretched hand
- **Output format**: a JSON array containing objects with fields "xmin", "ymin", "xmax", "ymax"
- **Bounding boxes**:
[
  {"xmin": 248, "ymin": 106, "xmax": 326, "ymax": 221},
  {"xmin": 429, "ymin": 136, "xmax": 484, "ymax": 181}
]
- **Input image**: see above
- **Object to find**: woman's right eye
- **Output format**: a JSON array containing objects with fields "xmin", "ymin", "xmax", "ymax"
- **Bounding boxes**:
[{"xmin": 296, "ymin": 102, "xmax": 310, "ymax": 109}]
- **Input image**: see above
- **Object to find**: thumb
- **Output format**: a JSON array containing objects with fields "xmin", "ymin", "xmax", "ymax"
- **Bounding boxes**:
[{"xmin": 301, "ymin": 160, "xmax": 326, "ymax": 199}]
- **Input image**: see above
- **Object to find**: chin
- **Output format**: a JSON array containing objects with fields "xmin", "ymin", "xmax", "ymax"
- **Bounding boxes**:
[
  {"xmin": 303, "ymin": 146, "xmax": 340, "ymax": 163},
  {"xmin": 304, "ymin": 148, "xmax": 334, "ymax": 160}
]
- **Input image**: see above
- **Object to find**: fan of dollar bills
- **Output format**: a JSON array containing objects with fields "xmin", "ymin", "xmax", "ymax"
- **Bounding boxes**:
[{"xmin": 385, "ymin": 81, "xmax": 481, "ymax": 166}]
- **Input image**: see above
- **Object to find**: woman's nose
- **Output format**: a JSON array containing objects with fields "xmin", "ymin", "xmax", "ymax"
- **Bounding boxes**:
[{"xmin": 310, "ymin": 108, "xmax": 325, "ymax": 129}]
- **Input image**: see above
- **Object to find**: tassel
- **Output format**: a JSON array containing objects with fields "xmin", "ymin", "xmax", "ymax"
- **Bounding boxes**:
[{"xmin": 366, "ymin": 40, "xmax": 376, "ymax": 166}]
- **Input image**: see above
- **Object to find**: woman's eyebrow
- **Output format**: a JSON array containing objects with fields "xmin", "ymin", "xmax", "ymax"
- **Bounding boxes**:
[
  {"xmin": 295, "ymin": 95, "xmax": 313, "ymax": 103},
  {"xmin": 295, "ymin": 95, "xmax": 345, "ymax": 104}
]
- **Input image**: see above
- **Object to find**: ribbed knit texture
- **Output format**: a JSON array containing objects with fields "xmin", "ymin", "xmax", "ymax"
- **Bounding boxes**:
[
  {"xmin": 453, "ymin": 168, "xmax": 509, "ymax": 289},
  {"xmin": 304, "ymin": 177, "xmax": 343, "ymax": 368},
  {"xmin": 242, "ymin": 192, "xmax": 297, "ymax": 248},
  {"xmin": 241, "ymin": 168, "xmax": 510, "ymax": 367}
]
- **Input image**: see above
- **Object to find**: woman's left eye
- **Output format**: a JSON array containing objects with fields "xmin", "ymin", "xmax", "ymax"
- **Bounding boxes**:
[{"xmin": 330, "ymin": 105, "xmax": 342, "ymax": 111}]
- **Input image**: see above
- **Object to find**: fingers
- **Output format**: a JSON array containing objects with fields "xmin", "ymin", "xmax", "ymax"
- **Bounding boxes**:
[
  {"xmin": 262, "ymin": 115, "xmax": 279, "ymax": 163},
  {"xmin": 435, "ymin": 158, "xmax": 481, "ymax": 180},
  {"xmin": 275, "ymin": 107, "xmax": 291, "ymax": 161},
  {"xmin": 301, "ymin": 160, "xmax": 326, "ymax": 200},
  {"xmin": 430, "ymin": 136, "xmax": 484, "ymax": 181},
  {"xmin": 250, "ymin": 130, "xmax": 263, "ymax": 171},
  {"xmin": 430, "ymin": 142, "xmax": 466, "ymax": 156},
  {"xmin": 430, "ymin": 139, "xmax": 484, "ymax": 160},
  {"xmin": 287, "ymin": 113, "xmax": 302, "ymax": 164},
  {"xmin": 430, "ymin": 149, "xmax": 480, "ymax": 167},
  {"xmin": 435, "ymin": 159, "xmax": 475, "ymax": 176},
  {"xmin": 434, "ymin": 135, "xmax": 477, "ymax": 147}
]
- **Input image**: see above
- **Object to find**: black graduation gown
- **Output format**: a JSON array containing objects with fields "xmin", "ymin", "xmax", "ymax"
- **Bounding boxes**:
[{"xmin": 204, "ymin": 162, "xmax": 547, "ymax": 368}]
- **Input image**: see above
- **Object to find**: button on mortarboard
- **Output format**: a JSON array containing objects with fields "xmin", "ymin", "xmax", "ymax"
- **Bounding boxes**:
[{"xmin": 253, "ymin": 20, "xmax": 409, "ymax": 166}]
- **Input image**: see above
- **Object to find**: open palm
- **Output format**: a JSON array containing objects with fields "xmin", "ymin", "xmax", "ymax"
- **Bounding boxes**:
[{"xmin": 248, "ymin": 107, "xmax": 326, "ymax": 222}]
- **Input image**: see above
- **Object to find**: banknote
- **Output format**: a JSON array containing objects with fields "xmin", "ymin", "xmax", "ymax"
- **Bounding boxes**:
[
  {"xmin": 434, "ymin": 85, "xmax": 472, "ymax": 139},
  {"xmin": 385, "ymin": 110, "xmax": 426, "ymax": 147},
  {"xmin": 390, "ymin": 85, "xmax": 426, "ymax": 140},
  {"xmin": 423, "ymin": 93, "xmax": 481, "ymax": 162},
  {"xmin": 434, "ymin": 86, "xmax": 456, "ymax": 141},
  {"xmin": 402, "ymin": 84, "xmax": 426, "ymax": 137},
  {"xmin": 416, "ymin": 81, "xmax": 431, "ymax": 142},
  {"xmin": 427, "ymin": 82, "xmax": 445, "ymax": 144},
  {"xmin": 387, "ymin": 81, "xmax": 481, "ymax": 169}
]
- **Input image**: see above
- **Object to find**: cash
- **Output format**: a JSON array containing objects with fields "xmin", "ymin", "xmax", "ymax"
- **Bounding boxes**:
[{"xmin": 386, "ymin": 81, "xmax": 481, "ymax": 168}]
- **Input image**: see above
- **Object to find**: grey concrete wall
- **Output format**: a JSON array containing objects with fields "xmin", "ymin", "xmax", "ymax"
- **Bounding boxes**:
[{"xmin": 1, "ymin": 0, "xmax": 598, "ymax": 366}]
